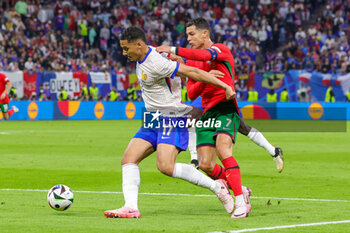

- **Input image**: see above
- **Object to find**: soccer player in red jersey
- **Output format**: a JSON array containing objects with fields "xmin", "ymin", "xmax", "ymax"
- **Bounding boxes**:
[
  {"xmin": 158, "ymin": 18, "xmax": 286, "ymax": 218},
  {"xmin": 165, "ymin": 20, "xmax": 284, "ymax": 173},
  {"xmin": 0, "ymin": 72, "xmax": 19, "ymax": 120},
  {"xmin": 157, "ymin": 18, "xmax": 251, "ymax": 218}
]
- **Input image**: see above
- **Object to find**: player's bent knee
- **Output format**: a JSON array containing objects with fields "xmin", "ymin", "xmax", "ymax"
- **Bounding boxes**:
[
  {"xmin": 198, "ymin": 155, "xmax": 214, "ymax": 173},
  {"xmin": 121, "ymin": 152, "xmax": 139, "ymax": 165},
  {"xmin": 121, "ymin": 155, "xmax": 132, "ymax": 165},
  {"xmin": 216, "ymin": 146, "xmax": 232, "ymax": 158},
  {"xmin": 156, "ymin": 160, "xmax": 174, "ymax": 176},
  {"xmin": 121, "ymin": 139, "xmax": 154, "ymax": 165},
  {"xmin": 198, "ymin": 161, "xmax": 213, "ymax": 174}
]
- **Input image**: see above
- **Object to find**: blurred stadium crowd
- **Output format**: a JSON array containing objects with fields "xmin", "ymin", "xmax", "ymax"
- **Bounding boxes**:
[{"xmin": 2, "ymin": 0, "xmax": 349, "ymax": 73}]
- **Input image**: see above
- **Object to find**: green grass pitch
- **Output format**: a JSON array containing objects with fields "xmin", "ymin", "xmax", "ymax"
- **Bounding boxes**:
[{"xmin": 1, "ymin": 120, "xmax": 350, "ymax": 233}]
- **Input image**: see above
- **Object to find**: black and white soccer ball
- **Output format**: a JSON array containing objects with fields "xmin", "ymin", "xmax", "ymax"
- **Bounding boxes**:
[{"xmin": 47, "ymin": 184, "xmax": 74, "ymax": 211}]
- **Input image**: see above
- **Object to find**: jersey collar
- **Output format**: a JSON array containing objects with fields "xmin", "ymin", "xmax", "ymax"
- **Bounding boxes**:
[{"xmin": 138, "ymin": 47, "xmax": 152, "ymax": 64}]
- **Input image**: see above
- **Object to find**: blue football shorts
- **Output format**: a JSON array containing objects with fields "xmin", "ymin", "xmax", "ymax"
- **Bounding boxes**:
[{"xmin": 133, "ymin": 116, "xmax": 189, "ymax": 151}]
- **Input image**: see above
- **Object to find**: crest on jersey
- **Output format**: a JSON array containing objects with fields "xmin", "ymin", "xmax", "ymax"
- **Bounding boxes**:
[{"xmin": 141, "ymin": 70, "xmax": 147, "ymax": 81}]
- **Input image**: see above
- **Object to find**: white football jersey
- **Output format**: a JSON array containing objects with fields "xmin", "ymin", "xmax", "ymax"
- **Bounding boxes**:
[{"xmin": 136, "ymin": 47, "xmax": 192, "ymax": 116}]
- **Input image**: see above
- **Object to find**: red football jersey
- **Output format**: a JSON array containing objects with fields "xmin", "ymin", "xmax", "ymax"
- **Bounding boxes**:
[
  {"xmin": 0, "ymin": 73, "xmax": 10, "ymax": 104},
  {"xmin": 178, "ymin": 43, "xmax": 237, "ymax": 113},
  {"xmin": 186, "ymin": 59, "xmax": 208, "ymax": 100}
]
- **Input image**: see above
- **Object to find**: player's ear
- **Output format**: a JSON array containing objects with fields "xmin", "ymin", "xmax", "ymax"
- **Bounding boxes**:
[{"xmin": 202, "ymin": 29, "xmax": 209, "ymax": 39}]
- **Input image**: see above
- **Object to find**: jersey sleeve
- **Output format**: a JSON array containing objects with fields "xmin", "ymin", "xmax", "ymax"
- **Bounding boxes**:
[
  {"xmin": 177, "ymin": 43, "xmax": 231, "ymax": 62},
  {"xmin": 0, "ymin": 73, "xmax": 9, "ymax": 83},
  {"xmin": 186, "ymin": 78, "xmax": 205, "ymax": 100},
  {"xmin": 151, "ymin": 55, "xmax": 179, "ymax": 80}
]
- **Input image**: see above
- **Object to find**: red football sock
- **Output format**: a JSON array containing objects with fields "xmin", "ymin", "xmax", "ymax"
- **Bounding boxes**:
[
  {"xmin": 208, "ymin": 164, "xmax": 226, "ymax": 180},
  {"xmin": 222, "ymin": 156, "xmax": 243, "ymax": 196},
  {"xmin": 8, "ymin": 109, "xmax": 14, "ymax": 117}
]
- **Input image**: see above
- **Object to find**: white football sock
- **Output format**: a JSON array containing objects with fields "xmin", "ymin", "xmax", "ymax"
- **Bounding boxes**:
[
  {"xmin": 172, "ymin": 163, "xmax": 221, "ymax": 194},
  {"xmin": 188, "ymin": 127, "xmax": 198, "ymax": 161},
  {"xmin": 247, "ymin": 128, "xmax": 275, "ymax": 156},
  {"xmin": 122, "ymin": 164, "xmax": 140, "ymax": 210}
]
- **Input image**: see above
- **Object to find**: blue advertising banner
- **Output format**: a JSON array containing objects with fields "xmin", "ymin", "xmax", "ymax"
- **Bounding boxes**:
[{"xmin": 1, "ymin": 101, "xmax": 349, "ymax": 121}]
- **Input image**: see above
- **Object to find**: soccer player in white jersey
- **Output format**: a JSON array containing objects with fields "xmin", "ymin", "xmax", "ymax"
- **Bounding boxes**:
[{"xmin": 104, "ymin": 26, "xmax": 237, "ymax": 218}]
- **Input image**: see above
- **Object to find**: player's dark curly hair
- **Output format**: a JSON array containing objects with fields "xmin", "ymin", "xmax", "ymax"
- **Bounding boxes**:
[
  {"xmin": 186, "ymin": 18, "xmax": 210, "ymax": 30},
  {"xmin": 121, "ymin": 26, "xmax": 147, "ymax": 43}
]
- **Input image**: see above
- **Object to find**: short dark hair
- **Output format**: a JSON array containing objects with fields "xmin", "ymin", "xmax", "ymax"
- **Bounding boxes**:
[
  {"xmin": 120, "ymin": 26, "xmax": 147, "ymax": 43},
  {"xmin": 186, "ymin": 18, "xmax": 210, "ymax": 31}
]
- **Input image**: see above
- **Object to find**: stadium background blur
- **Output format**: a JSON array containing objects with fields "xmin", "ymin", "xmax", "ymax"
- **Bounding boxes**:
[{"xmin": 1, "ymin": 0, "xmax": 350, "ymax": 103}]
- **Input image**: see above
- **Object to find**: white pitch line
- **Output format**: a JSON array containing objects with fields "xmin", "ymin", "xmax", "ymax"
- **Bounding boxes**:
[
  {"xmin": 208, "ymin": 220, "xmax": 350, "ymax": 233},
  {"xmin": 0, "ymin": 188, "xmax": 350, "ymax": 203}
]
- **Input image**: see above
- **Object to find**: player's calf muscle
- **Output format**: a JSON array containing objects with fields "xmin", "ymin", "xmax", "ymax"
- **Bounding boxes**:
[
  {"xmin": 156, "ymin": 144, "xmax": 178, "ymax": 176},
  {"xmin": 238, "ymin": 119, "xmax": 251, "ymax": 136},
  {"xmin": 216, "ymin": 134, "xmax": 233, "ymax": 160}
]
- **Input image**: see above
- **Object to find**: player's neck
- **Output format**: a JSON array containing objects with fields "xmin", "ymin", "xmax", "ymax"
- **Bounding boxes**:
[
  {"xmin": 138, "ymin": 46, "xmax": 150, "ymax": 62},
  {"xmin": 202, "ymin": 39, "xmax": 213, "ymax": 49}
]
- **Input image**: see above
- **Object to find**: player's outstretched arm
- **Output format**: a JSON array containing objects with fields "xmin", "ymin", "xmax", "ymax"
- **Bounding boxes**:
[
  {"xmin": 157, "ymin": 45, "xmax": 228, "ymax": 62},
  {"xmin": 157, "ymin": 45, "xmax": 210, "ymax": 61},
  {"xmin": 187, "ymin": 78, "xmax": 205, "ymax": 100},
  {"xmin": 177, "ymin": 63, "xmax": 235, "ymax": 100},
  {"xmin": 186, "ymin": 71, "xmax": 222, "ymax": 100}
]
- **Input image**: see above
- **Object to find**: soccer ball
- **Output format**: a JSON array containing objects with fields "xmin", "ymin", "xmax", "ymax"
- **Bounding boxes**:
[{"xmin": 47, "ymin": 184, "xmax": 74, "ymax": 211}]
